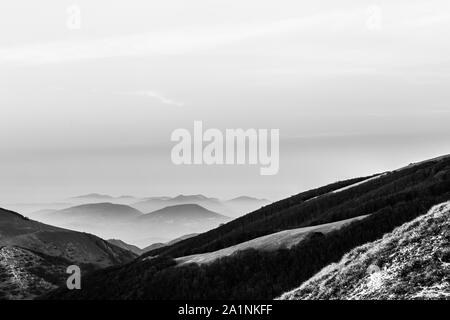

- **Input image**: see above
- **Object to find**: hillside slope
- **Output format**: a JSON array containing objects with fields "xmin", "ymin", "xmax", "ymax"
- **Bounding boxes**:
[
  {"xmin": 142, "ymin": 233, "xmax": 199, "ymax": 253},
  {"xmin": 0, "ymin": 208, "xmax": 137, "ymax": 267},
  {"xmin": 279, "ymin": 202, "xmax": 450, "ymax": 300},
  {"xmin": 0, "ymin": 246, "xmax": 70, "ymax": 300},
  {"xmin": 176, "ymin": 215, "xmax": 369, "ymax": 266},
  {"xmin": 107, "ymin": 239, "xmax": 143, "ymax": 255}
]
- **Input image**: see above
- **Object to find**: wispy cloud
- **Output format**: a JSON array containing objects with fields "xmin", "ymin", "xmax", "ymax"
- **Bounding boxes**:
[
  {"xmin": 122, "ymin": 90, "xmax": 184, "ymax": 107},
  {"xmin": 48, "ymin": 87, "xmax": 185, "ymax": 107},
  {"xmin": 1, "ymin": 5, "xmax": 449, "ymax": 66},
  {"xmin": 0, "ymin": 10, "xmax": 365, "ymax": 65}
]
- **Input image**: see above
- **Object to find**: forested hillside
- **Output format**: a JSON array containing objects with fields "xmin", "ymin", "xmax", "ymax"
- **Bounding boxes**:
[
  {"xmin": 44, "ymin": 155, "xmax": 450, "ymax": 300},
  {"xmin": 146, "ymin": 156, "xmax": 450, "ymax": 258}
]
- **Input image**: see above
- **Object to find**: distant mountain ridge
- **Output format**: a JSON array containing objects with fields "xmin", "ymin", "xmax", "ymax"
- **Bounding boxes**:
[
  {"xmin": 227, "ymin": 196, "xmax": 269, "ymax": 202},
  {"xmin": 23, "ymin": 193, "xmax": 269, "ymax": 246},
  {"xmin": 131, "ymin": 194, "xmax": 269, "ymax": 218},
  {"xmin": 68, "ymin": 194, "xmax": 139, "ymax": 206},
  {"xmin": 50, "ymin": 203, "xmax": 143, "ymax": 220},
  {"xmin": 131, "ymin": 195, "xmax": 231, "ymax": 216},
  {"xmin": 71, "ymin": 193, "xmax": 115, "ymax": 200},
  {"xmin": 32, "ymin": 202, "xmax": 229, "ymax": 248},
  {"xmin": 13, "ymin": 193, "xmax": 269, "ymax": 219},
  {"xmin": 139, "ymin": 204, "xmax": 228, "ymax": 220},
  {"xmin": 129, "ymin": 204, "xmax": 230, "ymax": 247},
  {"xmin": 33, "ymin": 203, "xmax": 144, "ymax": 241}
]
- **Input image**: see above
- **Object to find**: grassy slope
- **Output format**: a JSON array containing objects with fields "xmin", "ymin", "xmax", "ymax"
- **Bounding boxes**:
[
  {"xmin": 145, "ymin": 156, "xmax": 450, "ymax": 259},
  {"xmin": 176, "ymin": 215, "xmax": 369, "ymax": 266},
  {"xmin": 144, "ymin": 175, "xmax": 377, "ymax": 258},
  {"xmin": 279, "ymin": 201, "xmax": 450, "ymax": 300},
  {"xmin": 0, "ymin": 246, "xmax": 71, "ymax": 300},
  {"xmin": 0, "ymin": 208, "xmax": 137, "ymax": 268}
]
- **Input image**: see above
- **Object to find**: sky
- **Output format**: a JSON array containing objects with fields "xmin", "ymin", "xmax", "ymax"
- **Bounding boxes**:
[{"xmin": 1, "ymin": 0, "xmax": 450, "ymax": 203}]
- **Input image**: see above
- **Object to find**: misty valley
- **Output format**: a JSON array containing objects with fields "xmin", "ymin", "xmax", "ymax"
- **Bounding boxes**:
[{"xmin": 1, "ymin": 154, "xmax": 449, "ymax": 300}]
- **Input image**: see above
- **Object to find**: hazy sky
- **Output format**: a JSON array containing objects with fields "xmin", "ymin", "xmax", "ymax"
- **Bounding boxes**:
[{"xmin": 1, "ymin": 0, "xmax": 450, "ymax": 202}]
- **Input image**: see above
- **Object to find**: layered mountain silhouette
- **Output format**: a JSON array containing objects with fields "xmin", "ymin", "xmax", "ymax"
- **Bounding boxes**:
[
  {"xmin": 70, "ymin": 194, "xmax": 138, "ymax": 205},
  {"xmin": 131, "ymin": 195, "xmax": 269, "ymax": 218},
  {"xmin": 41, "ymin": 203, "xmax": 143, "ymax": 221},
  {"xmin": 6, "ymin": 194, "xmax": 268, "ymax": 249},
  {"xmin": 138, "ymin": 204, "xmax": 228, "ymax": 222},
  {"xmin": 32, "ymin": 203, "xmax": 144, "ymax": 243},
  {"xmin": 5, "ymin": 194, "xmax": 269, "ymax": 220},
  {"xmin": 32, "ymin": 203, "xmax": 229, "ymax": 247},
  {"xmin": 43, "ymin": 154, "xmax": 450, "ymax": 300},
  {"xmin": 71, "ymin": 193, "xmax": 115, "ymax": 200},
  {"xmin": 130, "ymin": 205, "xmax": 229, "ymax": 247}
]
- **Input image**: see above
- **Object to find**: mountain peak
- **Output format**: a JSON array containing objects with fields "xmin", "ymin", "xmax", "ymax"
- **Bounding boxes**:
[
  {"xmin": 57, "ymin": 202, "xmax": 143, "ymax": 217},
  {"xmin": 70, "ymin": 193, "xmax": 113, "ymax": 199},
  {"xmin": 227, "ymin": 196, "xmax": 267, "ymax": 202},
  {"xmin": 172, "ymin": 194, "xmax": 210, "ymax": 201},
  {"xmin": 141, "ymin": 203, "xmax": 229, "ymax": 220},
  {"xmin": 146, "ymin": 203, "xmax": 217, "ymax": 215}
]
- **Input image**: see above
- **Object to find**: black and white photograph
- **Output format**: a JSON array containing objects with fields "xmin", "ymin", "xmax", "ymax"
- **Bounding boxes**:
[{"xmin": 0, "ymin": 0, "xmax": 449, "ymax": 314}]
